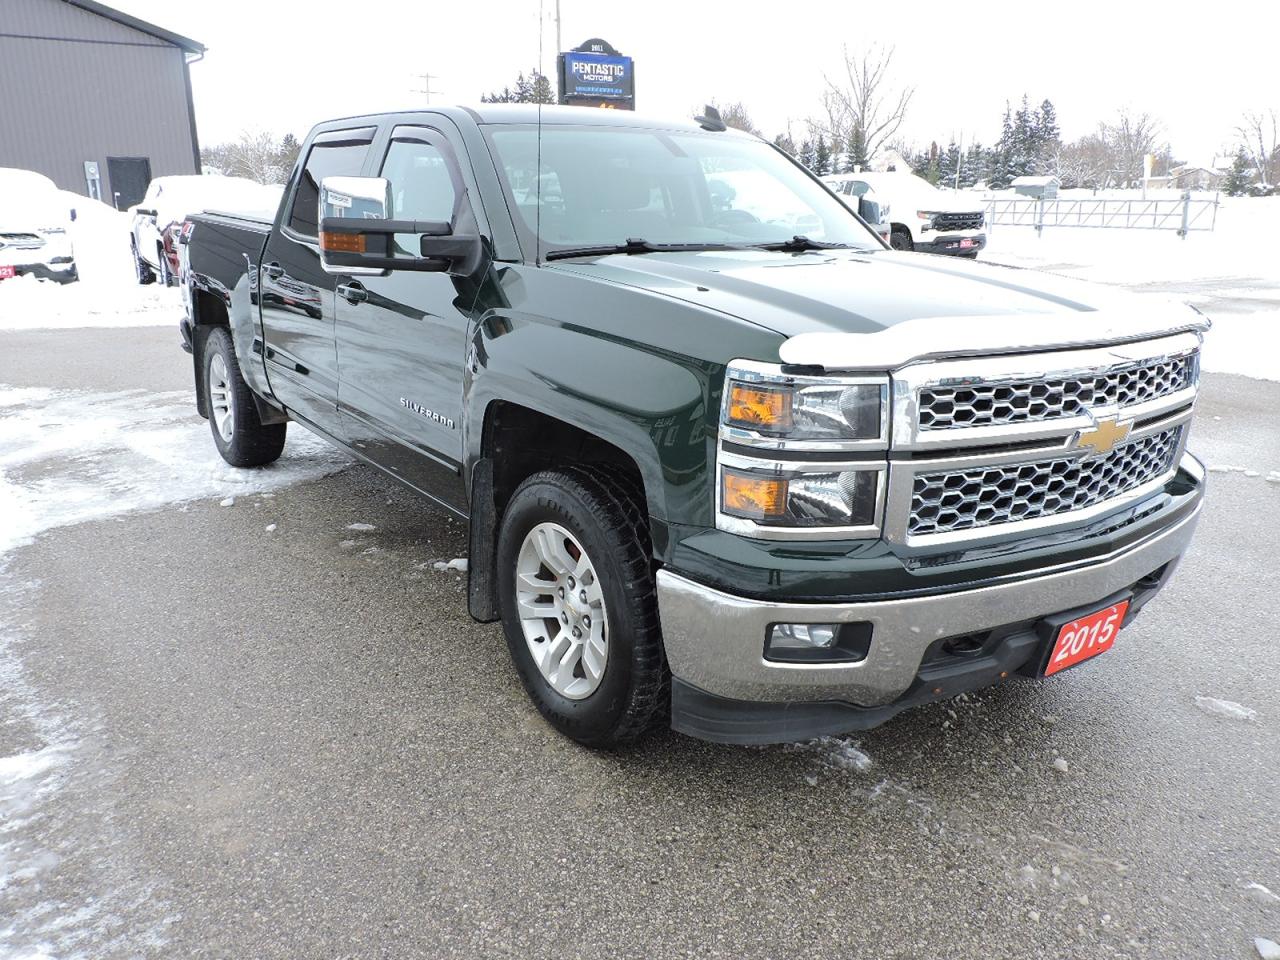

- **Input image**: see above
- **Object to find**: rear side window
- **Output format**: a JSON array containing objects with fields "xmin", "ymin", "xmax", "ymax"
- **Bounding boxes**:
[{"xmin": 287, "ymin": 130, "xmax": 373, "ymax": 237}]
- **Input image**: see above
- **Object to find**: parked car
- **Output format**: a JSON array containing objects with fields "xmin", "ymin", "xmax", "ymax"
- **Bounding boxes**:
[
  {"xmin": 821, "ymin": 175, "xmax": 891, "ymax": 243},
  {"xmin": 0, "ymin": 167, "xmax": 78, "ymax": 284},
  {"xmin": 182, "ymin": 105, "xmax": 1206, "ymax": 748},
  {"xmin": 130, "ymin": 175, "xmax": 281, "ymax": 285},
  {"xmin": 825, "ymin": 171, "xmax": 987, "ymax": 256}
]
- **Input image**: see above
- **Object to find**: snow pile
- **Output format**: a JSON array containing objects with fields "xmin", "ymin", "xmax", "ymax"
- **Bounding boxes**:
[
  {"xmin": 1194, "ymin": 696, "xmax": 1258, "ymax": 722},
  {"xmin": 0, "ymin": 192, "xmax": 181, "ymax": 331},
  {"xmin": 433, "ymin": 558, "xmax": 468, "ymax": 573},
  {"xmin": 0, "ymin": 384, "xmax": 350, "ymax": 556},
  {"xmin": 785, "ymin": 736, "xmax": 873, "ymax": 773},
  {"xmin": 1257, "ymin": 938, "xmax": 1280, "ymax": 960}
]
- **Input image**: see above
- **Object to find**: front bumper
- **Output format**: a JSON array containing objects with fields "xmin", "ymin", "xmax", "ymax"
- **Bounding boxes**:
[
  {"xmin": 916, "ymin": 232, "xmax": 986, "ymax": 256},
  {"xmin": 3, "ymin": 258, "xmax": 78, "ymax": 283},
  {"xmin": 659, "ymin": 475, "xmax": 1202, "ymax": 744}
]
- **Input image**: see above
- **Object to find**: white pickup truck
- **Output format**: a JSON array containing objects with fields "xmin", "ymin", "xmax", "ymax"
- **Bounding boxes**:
[{"xmin": 823, "ymin": 171, "xmax": 986, "ymax": 257}]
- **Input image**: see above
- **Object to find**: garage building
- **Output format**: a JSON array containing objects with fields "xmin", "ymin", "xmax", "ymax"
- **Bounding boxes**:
[{"xmin": 0, "ymin": 0, "xmax": 204, "ymax": 209}]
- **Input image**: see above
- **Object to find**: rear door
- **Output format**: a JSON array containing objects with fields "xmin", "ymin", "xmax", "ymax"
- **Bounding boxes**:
[
  {"xmin": 334, "ymin": 121, "xmax": 480, "ymax": 510},
  {"xmin": 107, "ymin": 156, "xmax": 151, "ymax": 210},
  {"xmin": 259, "ymin": 127, "xmax": 374, "ymax": 438}
]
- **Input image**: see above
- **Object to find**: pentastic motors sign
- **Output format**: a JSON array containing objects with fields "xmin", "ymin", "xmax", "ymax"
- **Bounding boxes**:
[{"xmin": 558, "ymin": 39, "xmax": 634, "ymax": 109}]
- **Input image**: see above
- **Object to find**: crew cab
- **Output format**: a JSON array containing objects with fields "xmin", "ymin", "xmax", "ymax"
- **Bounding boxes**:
[
  {"xmin": 0, "ymin": 167, "xmax": 78, "ymax": 284},
  {"xmin": 825, "ymin": 171, "xmax": 986, "ymax": 256},
  {"xmin": 181, "ymin": 105, "xmax": 1206, "ymax": 747}
]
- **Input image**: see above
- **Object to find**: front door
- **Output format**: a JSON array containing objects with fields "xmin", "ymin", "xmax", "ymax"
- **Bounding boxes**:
[
  {"xmin": 259, "ymin": 127, "xmax": 374, "ymax": 439},
  {"xmin": 106, "ymin": 156, "xmax": 151, "ymax": 210},
  {"xmin": 334, "ymin": 124, "xmax": 479, "ymax": 511}
]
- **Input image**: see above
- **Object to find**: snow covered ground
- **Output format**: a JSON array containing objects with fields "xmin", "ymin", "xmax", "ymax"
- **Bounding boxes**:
[{"xmin": 982, "ymin": 195, "xmax": 1280, "ymax": 382}]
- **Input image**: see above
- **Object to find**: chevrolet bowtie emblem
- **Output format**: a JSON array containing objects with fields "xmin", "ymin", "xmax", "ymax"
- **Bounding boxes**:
[{"xmin": 1074, "ymin": 415, "xmax": 1132, "ymax": 457}]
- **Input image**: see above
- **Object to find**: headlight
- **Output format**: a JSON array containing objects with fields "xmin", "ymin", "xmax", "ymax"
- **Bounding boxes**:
[
  {"xmin": 720, "ymin": 461, "xmax": 881, "ymax": 529},
  {"xmin": 916, "ymin": 210, "xmax": 936, "ymax": 230},
  {"xmin": 722, "ymin": 363, "xmax": 888, "ymax": 449},
  {"xmin": 717, "ymin": 361, "xmax": 890, "ymax": 538}
]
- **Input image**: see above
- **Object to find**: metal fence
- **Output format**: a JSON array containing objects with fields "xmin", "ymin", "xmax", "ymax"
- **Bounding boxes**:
[{"xmin": 985, "ymin": 193, "xmax": 1220, "ymax": 237}]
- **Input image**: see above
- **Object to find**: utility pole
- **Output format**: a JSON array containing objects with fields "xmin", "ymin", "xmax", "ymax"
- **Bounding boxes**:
[
  {"xmin": 555, "ymin": 0, "xmax": 562, "ymax": 55},
  {"xmin": 413, "ymin": 73, "xmax": 443, "ymax": 105}
]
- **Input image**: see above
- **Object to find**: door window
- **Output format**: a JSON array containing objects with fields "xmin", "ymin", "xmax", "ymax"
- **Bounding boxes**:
[
  {"xmin": 287, "ymin": 133, "xmax": 373, "ymax": 237},
  {"xmin": 379, "ymin": 136, "xmax": 459, "ymax": 255}
]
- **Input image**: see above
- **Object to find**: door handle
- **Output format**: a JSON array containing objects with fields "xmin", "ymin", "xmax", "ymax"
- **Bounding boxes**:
[
  {"xmin": 263, "ymin": 261, "xmax": 284, "ymax": 280},
  {"xmin": 337, "ymin": 281, "xmax": 368, "ymax": 305}
]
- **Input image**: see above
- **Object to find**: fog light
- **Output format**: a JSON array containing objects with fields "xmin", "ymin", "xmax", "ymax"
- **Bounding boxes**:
[
  {"xmin": 770, "ymin": 623, "xmax": 838, "ymax": 649},
  {"xmin": 766, "ymin": 621, "xmax": 873, "ymax": 664}
]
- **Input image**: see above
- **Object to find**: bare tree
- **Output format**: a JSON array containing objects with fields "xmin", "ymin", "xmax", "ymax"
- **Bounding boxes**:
[
  {"xmin": 1099, "ymin": 110, "xmax": 1162, "ymax": 187},
  {"xmin": 706, "ymin": 101, "xmax": 760, "ymax": 137},
  {"xmin": 816, "ymin": 45, "xmax": 915, "ymax": 164},
  {"xmin": 201, "ymin": 130, "xmax": 289, "ymax": 183},
  {"xmin": 1054, "ymin": 134, "xmax": 1112, "ymax": 189},
  {"xmin": 1236, "ymin": 109, "xmax": 1278, "ymax": 186}
]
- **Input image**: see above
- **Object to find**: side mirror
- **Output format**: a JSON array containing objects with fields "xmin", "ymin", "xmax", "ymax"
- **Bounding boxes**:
[{"xmin": 317, "ymin": 175, "xmax": 482, "ymax": 277}]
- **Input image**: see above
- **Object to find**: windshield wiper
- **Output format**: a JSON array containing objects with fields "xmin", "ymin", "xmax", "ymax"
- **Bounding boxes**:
[
  {"xmin": 544, "ymin": 238, "xmax": 747, "ymax": 261},
  {"xmin": 752, "ymin": 235, "xmax": 858, "ymax": 253}
]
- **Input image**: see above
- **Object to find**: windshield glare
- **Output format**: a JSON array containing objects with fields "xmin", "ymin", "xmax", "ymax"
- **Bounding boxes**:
[{"xmin": 487, "ymin": 125, "xmax": 879, "ymax": 254}]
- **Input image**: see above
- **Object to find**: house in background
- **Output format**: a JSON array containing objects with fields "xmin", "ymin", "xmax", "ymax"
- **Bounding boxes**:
[
  {"xmin": 0, "ymin": 0, "xmax": 204, "ymax": 210},
  {"xmin": 1011, "ymin": 175, "xmax": 1060, "ymax": 199}
]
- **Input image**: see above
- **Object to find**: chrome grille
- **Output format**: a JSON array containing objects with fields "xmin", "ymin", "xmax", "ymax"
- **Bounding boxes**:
[
  {"xmin": 0, "ymin": 232, "xmax": 45, "ymax": 251},
  {"xmin": 918, "ymin": 352, "xmax": 1195, "ymax": 431},
  {"xmin": 908, "ymin": 427, "xmax": 1182, "ymax": 536}
]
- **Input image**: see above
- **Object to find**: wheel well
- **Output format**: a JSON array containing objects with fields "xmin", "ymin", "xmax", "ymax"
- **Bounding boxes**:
[
  {"xmin": 190, "ymin": 290, "xmax": 230, "ymax": 419},
  {"xmin": 466, "ymin": 401, "xmax": 650, "ymax": 624},
  {"xmin": 193, "ymin": 288, "xmax": 229, "ymax": 327},
  {"xmin": 482, "ymin": 401, "xmax": 646, "ymax": 516}
]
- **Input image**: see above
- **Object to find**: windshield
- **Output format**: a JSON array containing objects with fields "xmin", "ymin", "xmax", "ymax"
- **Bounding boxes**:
[{"xmin": 486, "ymin": 125, "xmax": 880, "ymax": 255}]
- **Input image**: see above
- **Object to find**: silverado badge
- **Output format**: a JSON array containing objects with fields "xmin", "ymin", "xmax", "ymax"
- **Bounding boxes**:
[{"xmin": 1074, "ymin": 414, "xmax": 1132, "ymax": 457}]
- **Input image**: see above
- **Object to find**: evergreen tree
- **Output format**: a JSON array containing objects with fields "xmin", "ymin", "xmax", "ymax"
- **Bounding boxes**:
[
  {"xmin": 959, "ymin": 141, "xmax": 984, "ymax": 188},
  {"xmin": 772, "ymin": 132, "xmax": 797, "ymax": 157},
  {"xmin": 1223, "ymin": 149, "xmax": 1253, "ymax": 197},
  {"xmin": 275, "ymin": 133, "xmax": 302, "ymax": 175},
  {"xmin": 937, "ymin": 140, "xmax": 961, "ymax": 186},
  {"xmin": 481, "ymin": 70, "xmax": 554, "ymax": 104},
  {"xmin": 798, "ymin": 138, "xmax": 817, "ymax": 172},
  {"xmin": 813, "ymin": 136, "xmax": 832, "ymax": 176},
  {"xmin": 843, "ymin": 128, "xmax": 868, "ymax": 172}
]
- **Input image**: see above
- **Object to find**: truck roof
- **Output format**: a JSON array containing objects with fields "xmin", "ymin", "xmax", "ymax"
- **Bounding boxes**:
[{"xmin": 318, "ymin": 103, "xmax": 755, "ymax": 136}]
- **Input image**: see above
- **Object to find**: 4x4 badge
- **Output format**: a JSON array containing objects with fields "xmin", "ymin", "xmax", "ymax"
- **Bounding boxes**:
[{"xmin": 1074, "ymin": 414, "xmax": 1132, "ymax": 457}]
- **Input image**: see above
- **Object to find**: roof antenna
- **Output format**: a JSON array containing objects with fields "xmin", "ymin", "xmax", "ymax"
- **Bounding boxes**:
[
  {"xmin": 694, "ymin": 104, "xmax": 727, "ymax": 132},
  {"xmin": 535, "ymin": 0, "xmax": 545, "ymax": 267}
]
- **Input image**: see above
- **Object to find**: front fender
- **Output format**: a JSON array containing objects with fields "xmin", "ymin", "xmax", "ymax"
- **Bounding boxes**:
[{"xmin": 465, "ymin": 310, "xmax": 715, "ymax": 528}]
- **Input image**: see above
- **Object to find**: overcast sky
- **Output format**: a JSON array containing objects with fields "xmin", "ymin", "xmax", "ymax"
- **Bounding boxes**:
[{"xmin": 113, "ymin": 0, "xmax": 1277, "ymax": 162}]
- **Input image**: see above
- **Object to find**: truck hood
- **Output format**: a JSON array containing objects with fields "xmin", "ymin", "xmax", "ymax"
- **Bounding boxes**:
[{"xmin": 551, "ymin": 248, "xmax": 1207, "ymax": 369}]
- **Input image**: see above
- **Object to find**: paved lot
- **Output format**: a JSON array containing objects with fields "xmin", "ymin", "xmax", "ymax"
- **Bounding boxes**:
[{"xmin": 1, "ymin": 326, "xmax": 1278, "ymax": 959}]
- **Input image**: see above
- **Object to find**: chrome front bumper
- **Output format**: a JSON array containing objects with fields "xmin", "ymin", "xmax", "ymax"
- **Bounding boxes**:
[{"xmin": 657, "ymin": 483, "xmax": 1202, "ymax": 708}]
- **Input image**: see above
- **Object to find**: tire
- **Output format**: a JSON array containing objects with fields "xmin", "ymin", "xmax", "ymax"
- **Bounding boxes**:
[
  {"xmin": 890, "ymin": 228, "xmax": 914, "ymax": 251},
  {"xmin": 202, "ymin": 326, "xmax": 286, "ymax": 467},
  {"xmin": 497, "ymin": 466, "xmax": 668, "ymax": 747},
  {"xmin": 133, "ymin": 241, "xmax": 155, "ymax": 285}
]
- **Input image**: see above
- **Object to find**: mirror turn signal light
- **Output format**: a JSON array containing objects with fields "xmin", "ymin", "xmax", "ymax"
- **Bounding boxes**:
[
  {"xmin": 722, "ymin": 469, "xmax": 787, "ymax": 520},
  {"xmin": 320, "ymin": 230, "xmax": 366, "ymax": 254},
  {"xmin": 727, "ymin": 383, "xmax": 792, "ymax": 430}
]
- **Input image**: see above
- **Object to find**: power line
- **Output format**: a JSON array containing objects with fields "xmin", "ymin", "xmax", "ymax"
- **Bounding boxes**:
[{"xmin": 412, "ymin": 73, "xmax": 444, "ymax": 105}]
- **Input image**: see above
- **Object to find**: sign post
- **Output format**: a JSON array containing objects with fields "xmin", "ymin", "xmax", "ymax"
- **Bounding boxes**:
[{"xmin": 557, "ymin": 38, "xmax": 634, "ymax": 110}]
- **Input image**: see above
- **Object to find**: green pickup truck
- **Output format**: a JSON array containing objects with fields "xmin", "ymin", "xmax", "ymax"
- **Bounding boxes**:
[{"xmin": 180, "ymin": 104, "xmax": 1207, "ymax": 747}]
